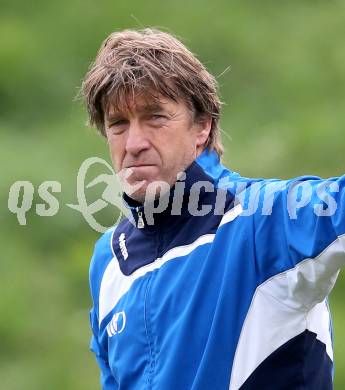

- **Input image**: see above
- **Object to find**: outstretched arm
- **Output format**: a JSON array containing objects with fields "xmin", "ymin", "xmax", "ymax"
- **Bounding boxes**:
[{"xmin": 253, "ymin": 175, "xmax": 345, "ymax": 309}]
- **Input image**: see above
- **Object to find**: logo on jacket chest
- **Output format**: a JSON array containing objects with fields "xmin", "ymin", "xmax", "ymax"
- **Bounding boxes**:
[
  {"xmin": 107, "ymin": 310, "xmax": 126, "ymax": 337},
  {"xmin": 119, "ymin": 233, "xmax": 128, "ymax": 260}
]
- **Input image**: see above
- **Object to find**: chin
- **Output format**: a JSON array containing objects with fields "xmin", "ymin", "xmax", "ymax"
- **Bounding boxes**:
[
  {"xmin": 129, "ymin": 191, "xmax": 147, "ymax": 203},
  {"xmin": 122, "ymin": 181, "xmax": 147, "ymax": 203},
  {"xmin": 129, "ymin": 180, "xmax": 172, "ymax": 204}
]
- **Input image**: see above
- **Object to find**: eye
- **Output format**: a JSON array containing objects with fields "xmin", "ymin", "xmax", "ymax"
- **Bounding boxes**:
[
  {"xmin": 110, "ymin": 119, "xmax": 127, "ymax": 127},
  {"xmin": 146, "ymin": 114, "xmax": 168, "ymax": 128},
  {"xmin": 148, "ymin": 114, "xmax": 167, "ymax": 122},
  {"xmin": 107, "ymin": 119, "xmax": 128, "ymax": 134}
]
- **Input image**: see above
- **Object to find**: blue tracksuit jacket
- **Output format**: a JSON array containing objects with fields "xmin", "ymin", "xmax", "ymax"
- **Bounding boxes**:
[{"xmin": 89, "ymin": 149, "xmax": 345, "ymax": 389}]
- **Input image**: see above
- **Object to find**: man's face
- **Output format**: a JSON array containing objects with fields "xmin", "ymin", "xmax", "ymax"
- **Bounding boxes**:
[{"xmin": 105, "ymin": 94, "xmax": 211, "ymax": 202}]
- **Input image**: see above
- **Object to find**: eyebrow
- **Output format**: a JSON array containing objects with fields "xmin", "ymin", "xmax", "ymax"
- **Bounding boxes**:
[{"xmin": 106, "ymin": 103, "xmax": 166, "ymax": 122}]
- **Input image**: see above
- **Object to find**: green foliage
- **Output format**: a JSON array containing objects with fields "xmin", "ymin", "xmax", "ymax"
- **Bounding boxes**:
[{"xmin": 1, "ymin": 1, "xmax": 345, "ymax": 388}]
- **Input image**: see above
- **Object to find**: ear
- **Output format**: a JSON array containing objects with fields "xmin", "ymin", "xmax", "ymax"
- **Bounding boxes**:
[{"xmin": 195, "ymin": 114, "xmax": 212, "ymax": 152}]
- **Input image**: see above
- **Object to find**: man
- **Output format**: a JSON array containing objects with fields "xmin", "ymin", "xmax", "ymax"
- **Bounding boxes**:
[{"xmin": 82, "ymin": 29, "xmax": 345, "ymax": 389}]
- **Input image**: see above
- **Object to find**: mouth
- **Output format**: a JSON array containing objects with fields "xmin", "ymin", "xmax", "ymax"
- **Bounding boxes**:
[{"xmin": 125, "ymin": 164, "xmax": 156, "ymax": 169}]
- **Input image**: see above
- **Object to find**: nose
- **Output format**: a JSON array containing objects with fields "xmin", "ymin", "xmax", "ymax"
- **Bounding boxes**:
[{"xmin": 125, "ymin": 120, "xmax": 151, "ymax": 156}]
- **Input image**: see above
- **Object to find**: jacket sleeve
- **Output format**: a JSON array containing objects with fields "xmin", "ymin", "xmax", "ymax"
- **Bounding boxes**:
[
  {"xmin": 252, "ymin": 175, "xmax": 345, "ymax": 310},
  {"xmin": 89, "ymin": 231, "xmax": 118, "ymax": 390},
  {"xmin": 89, "ymin": 309, "xmax": 118, "ymax": 390}
]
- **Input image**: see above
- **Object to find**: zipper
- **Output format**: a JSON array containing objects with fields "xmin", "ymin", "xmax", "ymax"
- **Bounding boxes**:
[{"xmin": 137, "ymin": 208, "xmax": 145, "ymax": 229}]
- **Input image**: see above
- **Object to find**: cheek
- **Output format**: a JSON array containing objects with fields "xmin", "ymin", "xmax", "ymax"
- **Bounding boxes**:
[
  {"xmin": 107, "ymin": 137, "xmax": 125, "ymax": 172},
  {"xmin": 175, "ymin": 133, "xmax": 197, "ymax": 157},
  {"xmin": 162, "ymin": 137, "xmax": 196, "ymax": 176}
]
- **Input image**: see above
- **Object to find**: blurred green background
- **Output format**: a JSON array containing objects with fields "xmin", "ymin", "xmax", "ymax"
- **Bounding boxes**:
[{"xmin": 1, "ymin": 0, "xmax": 345, "ymax": 388}]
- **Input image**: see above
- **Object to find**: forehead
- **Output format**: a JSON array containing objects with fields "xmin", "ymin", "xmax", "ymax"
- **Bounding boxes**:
[{"xmin": 105, "ymin": 92, "xmax": 178, "ymax": 118}]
